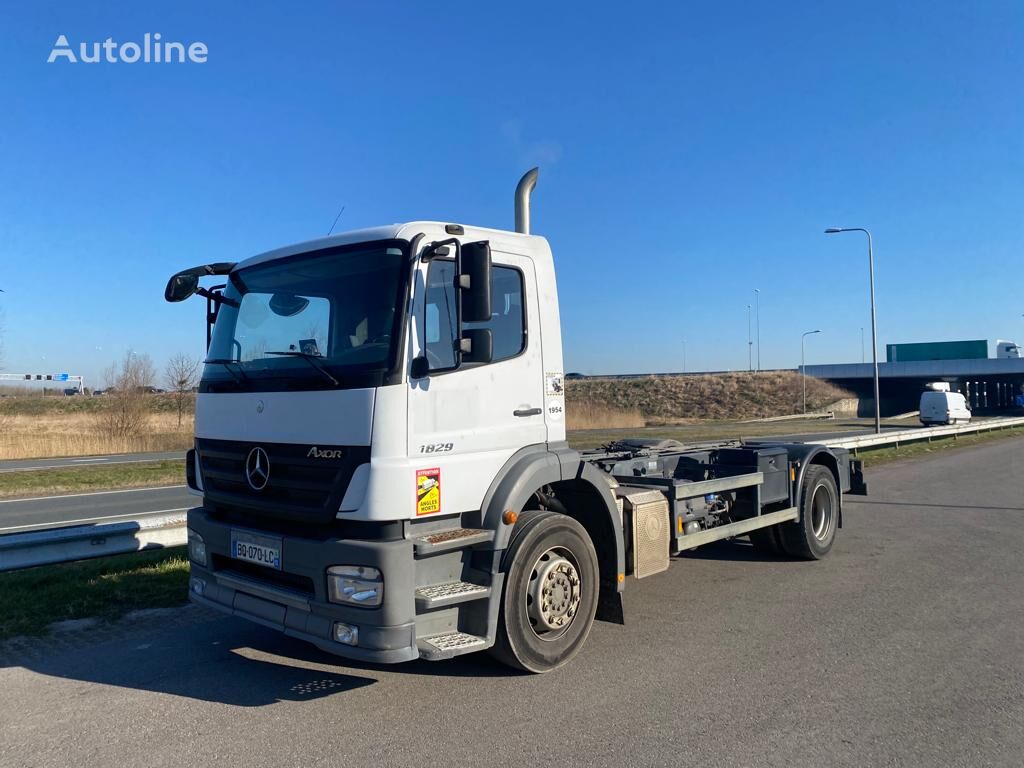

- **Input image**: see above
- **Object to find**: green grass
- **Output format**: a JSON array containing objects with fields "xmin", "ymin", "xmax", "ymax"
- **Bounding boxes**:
[
  {"xmin": 853, "ymin": 425, "xmax": 1024, "ymax": 466},
  {"xmin": 0, "ymin": 460, "xmax": 186, "ymax": 498},
  {"xmin": 0, "ymin": 547, "xmax": 190, "ymax": 641}
]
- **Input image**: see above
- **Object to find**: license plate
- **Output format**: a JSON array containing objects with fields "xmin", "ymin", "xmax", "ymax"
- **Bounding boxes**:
[{"xmin": 230, "ymin": 530, "xmax": 282, "ymax": 570}]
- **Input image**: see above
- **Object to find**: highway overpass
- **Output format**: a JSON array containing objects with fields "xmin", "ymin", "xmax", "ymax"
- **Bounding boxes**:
[{"xmin": 805, "ymin": 358, "xmax": 1024, "ymax": 414}]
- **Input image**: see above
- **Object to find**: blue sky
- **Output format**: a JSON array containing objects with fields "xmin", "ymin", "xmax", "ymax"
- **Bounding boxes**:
[{"xmin": 1, "ymin": 1, "xmax": 1022, "ymax": 384}]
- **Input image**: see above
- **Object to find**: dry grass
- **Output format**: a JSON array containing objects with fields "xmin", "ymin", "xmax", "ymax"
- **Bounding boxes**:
[
  {"xmin": 566, "ymin": 402, "xmax": 645, "ymax": 431},
  {"xmin": 567, "ymin": 372, "xmax": 852, "ymax": 425},
  {"xmin": 0, "ymin": 411, "xmax": 193, "ymax": 460}
]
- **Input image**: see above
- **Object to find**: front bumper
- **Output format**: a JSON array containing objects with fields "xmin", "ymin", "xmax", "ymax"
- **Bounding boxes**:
[{"xmin": 187, "ymin": 507, "xmax": 419, "ymax": 664}]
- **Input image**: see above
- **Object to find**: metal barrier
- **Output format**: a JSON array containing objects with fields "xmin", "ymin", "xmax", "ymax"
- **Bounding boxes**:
[
  {"xmin": 0, "ymin": 512, "xmax": 186, "ymax": 573},
  {"xmin": 740, "ymin": 411, "xmax": 835, "ymax": 424},
  {"xmin": 810, "ymin": 416, "xmax": 1024, "ymax": 451}
]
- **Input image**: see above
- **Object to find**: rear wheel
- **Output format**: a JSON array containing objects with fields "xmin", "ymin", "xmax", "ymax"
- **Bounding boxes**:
[
  {"xmin": 779, "ymin": 465, "xmax": 838, "ymax": 560},
  {"xmin": 490, "ymin": 510, "xmax": 600, "ymax": 673}
]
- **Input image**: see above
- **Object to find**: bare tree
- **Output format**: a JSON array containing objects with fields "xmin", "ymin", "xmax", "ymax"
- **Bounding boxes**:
[
  {"xmin": 97, "ymin": 351, "xmax": 156, "ymax": 438},
  {"xmin": 165, "ymin": 353, "xmax": 200, "ymax": 428}
]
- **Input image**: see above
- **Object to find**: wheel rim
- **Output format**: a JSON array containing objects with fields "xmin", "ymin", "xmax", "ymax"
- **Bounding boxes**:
[
  {"xmin": 525, "ymin": 547, "xmax": 582, "ymax": 641},
  {"xmin": 810, "ymin": 483, "xmax": 834, "ymax": 541}
]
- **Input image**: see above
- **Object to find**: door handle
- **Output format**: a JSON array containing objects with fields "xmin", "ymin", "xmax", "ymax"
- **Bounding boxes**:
[{"xmin": 513, "ymin": 407, "xmax": 543, "ymax": 417}]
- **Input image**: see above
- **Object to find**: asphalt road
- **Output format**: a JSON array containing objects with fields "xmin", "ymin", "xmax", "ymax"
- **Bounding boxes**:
[
  {"xmin": 0, "ymin": 451, "xmax": 185, "ymax": 474},
  {"xmin": 2, "ymin": 438, "xmax": 1022, "ymax": 767},
  {"xmin": 0, "ymin": 486, "xmax": 192, "ymax": 532}
]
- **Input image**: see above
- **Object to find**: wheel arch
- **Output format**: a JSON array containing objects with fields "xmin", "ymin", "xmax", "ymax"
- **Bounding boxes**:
[
  {"xmin": 480, "ymin": 445, "xmax": 625, "ymax": 623},
  {"xmin": 781, "ymin": 443, "xmax": 846, "ymax": 528}
]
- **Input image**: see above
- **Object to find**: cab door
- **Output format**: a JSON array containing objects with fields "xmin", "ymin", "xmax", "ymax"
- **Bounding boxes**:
[{"xmin": 407, "ymin": 246, "xmax": 545, "ymax": 518}]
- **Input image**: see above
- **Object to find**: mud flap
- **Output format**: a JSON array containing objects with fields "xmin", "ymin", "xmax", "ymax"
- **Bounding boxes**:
[{"xmin": 596, "ymin": 586, "xmax": 624, "ymax": 624}]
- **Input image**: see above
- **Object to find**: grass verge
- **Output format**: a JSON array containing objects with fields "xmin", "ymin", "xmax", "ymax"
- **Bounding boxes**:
[
  {"xmin": 0, "ymin": 547, "xmax": 189, "ymax": 641},
  {"xmin": 853, "ymin": 425, "xmax": 1024, "ymax": 466},
  {"xmin": 0, "ymin": 460, "xmax": 185, "ymax": 499}
]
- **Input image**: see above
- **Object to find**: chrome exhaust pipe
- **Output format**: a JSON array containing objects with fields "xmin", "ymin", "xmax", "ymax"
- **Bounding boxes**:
[{"xmin": 514, "ymin": 167, "xmax": 539, "ymax": 234}]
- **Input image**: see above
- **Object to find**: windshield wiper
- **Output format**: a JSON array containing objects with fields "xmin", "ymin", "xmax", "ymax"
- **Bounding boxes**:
[
  {"xmin": 204, "ymin": 358, "xmax": 250, "ymax": 386},
  {"xmin": 265, "ymin": 351, "xmax": 340, "ymax": 386}
]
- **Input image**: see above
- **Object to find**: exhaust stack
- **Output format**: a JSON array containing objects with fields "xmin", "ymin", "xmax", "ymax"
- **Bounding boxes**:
[{"xmin": 514, "ymin": 167, "xmax": 539, "ymax": 234}]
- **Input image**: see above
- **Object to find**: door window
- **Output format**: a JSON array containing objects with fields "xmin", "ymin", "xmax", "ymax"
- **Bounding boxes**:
[{"xmin": 423, "ymin": 260, "xmax": 526, "ymax": 371}]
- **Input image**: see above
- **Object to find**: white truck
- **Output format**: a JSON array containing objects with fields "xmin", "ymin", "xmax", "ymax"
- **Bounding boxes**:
[{"xmin": 166, "ymin": 169, "xmax": 867, "ymax": 673}]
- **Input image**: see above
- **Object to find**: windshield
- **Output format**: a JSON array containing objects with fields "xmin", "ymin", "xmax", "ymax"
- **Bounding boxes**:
[{"xmin": 202, "ymin": 240, "xmax": 410, "ymax": 392}]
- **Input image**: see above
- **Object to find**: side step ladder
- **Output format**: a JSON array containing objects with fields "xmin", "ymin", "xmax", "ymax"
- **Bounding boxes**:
[
  {"xmin": 412, "ymin": 526, "xmax": 496, "ymax": 660},
  {"xmin": 413, "ymin": 527, "xmax": 494, "ymax": 557},
  {"xmin": 417, "ymin": 632, "xmax": 488, "ymax": 661}
]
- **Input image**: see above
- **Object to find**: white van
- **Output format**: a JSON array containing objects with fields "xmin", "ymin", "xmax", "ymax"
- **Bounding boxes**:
[{"xmin": 919, "ymin": 384, "xmax": 971, "ymax": 426}]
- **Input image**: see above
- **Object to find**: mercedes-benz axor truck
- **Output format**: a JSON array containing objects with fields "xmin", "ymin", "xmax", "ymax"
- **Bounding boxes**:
[{"xmin": 166, "ymin": 169, "xmax": 867, "ymax": 673}]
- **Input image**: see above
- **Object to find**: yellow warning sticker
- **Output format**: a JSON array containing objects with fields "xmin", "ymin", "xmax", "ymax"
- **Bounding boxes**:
[{"xmin": 416, "ymin": 468, "xmax": 441, "ymax": 516}]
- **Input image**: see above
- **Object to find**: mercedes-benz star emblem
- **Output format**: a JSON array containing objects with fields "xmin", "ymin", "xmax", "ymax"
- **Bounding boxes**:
[{"xmin": 245, "ymin": 447, "xmax": 270, "ymax": 491}]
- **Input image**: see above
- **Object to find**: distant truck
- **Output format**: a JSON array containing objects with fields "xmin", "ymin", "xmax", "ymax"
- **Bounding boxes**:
[
  {"xmin": 887, "ymin": 339, "xmax": 1020, "ymax": 362},
  {"xmin": 920, "ymin": 383, "xmax": 971, "ymax": 426}
]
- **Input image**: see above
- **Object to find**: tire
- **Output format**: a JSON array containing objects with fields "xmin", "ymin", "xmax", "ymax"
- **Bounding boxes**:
[
  {"xmin": 748, "ymin": 525, "xmax": 784, "ymax": 556},
  {"xmin": 490, "ymin": 510, "xmax": 600, "ymax": 673},
  {"xmin": 778, "ymin": 465, "xmax": 839, "ymax": 560}
]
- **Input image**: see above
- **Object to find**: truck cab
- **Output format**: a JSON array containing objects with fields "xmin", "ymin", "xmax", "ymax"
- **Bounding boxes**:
[{"xmin": 167, "ymin": 170, "xmax": 865, "ymax": 672}]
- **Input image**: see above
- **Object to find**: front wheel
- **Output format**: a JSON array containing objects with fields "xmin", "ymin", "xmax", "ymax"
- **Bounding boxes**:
[
  {"xmin": 779, "ymin": 465, "xmax": 839, "ymax": 560},
  {"xmin": 490, "ymin": 511, "xmax": 600, "ymax": 673}
]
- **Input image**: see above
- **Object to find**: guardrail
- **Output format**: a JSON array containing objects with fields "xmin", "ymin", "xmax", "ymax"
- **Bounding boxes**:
[
  {"xmin": 740, "ymin": 411, "xmax": 835, "ymax": 424},
  {"xmin": 809, "ymin": 416, "xmax": 1024, "ymax": 451},
  {"xmin": 0, "ymin": 512, "xmax": 186, "ymax": 573}
]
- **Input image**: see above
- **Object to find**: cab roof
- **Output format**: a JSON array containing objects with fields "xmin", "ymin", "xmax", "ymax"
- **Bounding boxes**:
[{"xmin": 234, "ymin": 222, "xmax": 544, "ymax": 271}]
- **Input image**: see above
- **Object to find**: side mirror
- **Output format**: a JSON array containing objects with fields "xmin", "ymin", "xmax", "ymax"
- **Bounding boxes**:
[
  {"xmin": 457, "ymin": 241, "xmax": 492, "ymax": 323},
  {"xmin": 164, "ymin": 262, "xmax": 236, "ymax": 303},
  {"xmin": 459, "ymin": 328, "xmax": 493, "ymax": 365},
  {"xmin": 410, "ymin": 355, "xmax": 430, "ymax": 379},
  {"xmin": 165, "ymin": 273, "xmax": 199, "ymax": 302}
]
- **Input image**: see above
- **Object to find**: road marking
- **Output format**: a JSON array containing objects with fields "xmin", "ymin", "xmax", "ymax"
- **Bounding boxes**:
[
  {"xmin": 0, "ymin": 485, "xmax": 188, "ymax": 504},
  {"xmin": 0, "ymin": 507, "xmax": 190, "ymax": 533},
  {"xmin": 70, "ymin": 458, "xmax": 107, "ymax": 463}
]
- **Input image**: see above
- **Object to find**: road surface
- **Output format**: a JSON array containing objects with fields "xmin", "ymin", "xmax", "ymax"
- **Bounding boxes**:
[
  {"xmin": 0, "ymin": 451, "xmax": 186, "ymax": 474},
  {"xmin": 1, "ymin": 437, "xmax": 1022, "ymax": 767},
  {"xmin": 0, "ymin": 486, "xmax": 192, "ymax": 533}
]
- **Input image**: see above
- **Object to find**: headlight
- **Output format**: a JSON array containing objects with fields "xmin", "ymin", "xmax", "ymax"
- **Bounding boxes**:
[
  {"xmin": 333, "ymin": 622, "xmax": 359, "ymax": 646},
  {"xmin": 187, "ymin": 529, "xmax": 207, "ymax": 566},
  {"xmin": 327, "ymin": 565, "xmax": 383, "ymax": 607}
]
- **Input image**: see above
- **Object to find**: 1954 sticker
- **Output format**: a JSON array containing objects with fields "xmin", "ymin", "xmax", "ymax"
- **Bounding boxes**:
[{"xmin": 416, "ymin": 468, "xmax": 441, "ymax": 515}]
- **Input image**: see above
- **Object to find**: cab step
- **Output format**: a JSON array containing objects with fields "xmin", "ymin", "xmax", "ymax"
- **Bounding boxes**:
[
  {"xmin": 413, "ymin": 527, "xmax": 494, "ymax": 557},
  {"xmin": 415, "ymin": 580, "xmax": 491, "ymax": 610},
  {"xmin": 417, "ymin": 631, "xmax": 488, "ymax": 661}
]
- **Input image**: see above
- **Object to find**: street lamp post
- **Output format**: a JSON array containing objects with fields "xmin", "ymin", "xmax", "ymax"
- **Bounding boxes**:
[
  {"xmin": 801, "ymin": 329, "xmax": 822, "ymax": 414},
  {"xmin": 825, "ymin": 227, "xmax": 881, "ymax": 434},
  {"xmin": 747, "ymin": 304, "xmax": 753, "ymax": 372},
  {"xmin": 682, "ymin": 340, "xmax": 687, "ymax": 374},
  {"xmin": 754, "ymin": 289, "xmax": 761, "ymax": 372}
]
